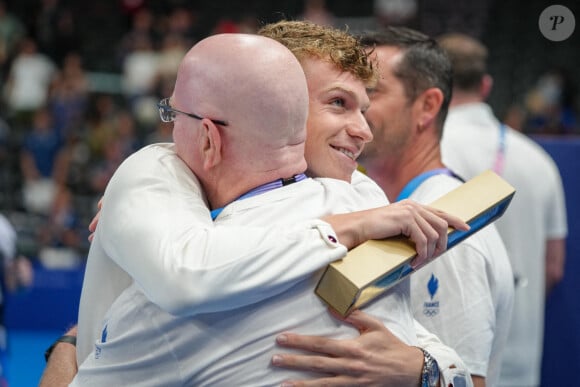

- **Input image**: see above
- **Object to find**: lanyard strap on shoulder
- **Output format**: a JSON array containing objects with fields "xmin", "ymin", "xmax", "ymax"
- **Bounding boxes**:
[
  {"xmin": 396, "ymin": 168, "xmax": 463, "ymax": 201},
  {"xmin": 492, "ymin": 123, "xmax": 507, "ymax": 175}
]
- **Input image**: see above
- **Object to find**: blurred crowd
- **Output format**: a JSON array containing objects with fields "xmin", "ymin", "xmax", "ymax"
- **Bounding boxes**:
[
  {"xmin": 0, "ymin": 0, "xmax": 192, "ymax": 267},
  {"xmin": 0, "ymin": 0, "xmax": 277, "ymax": 268},
  {"xmin": 0, "ymin": 0, "xmax": 578, "ymax": 269}
]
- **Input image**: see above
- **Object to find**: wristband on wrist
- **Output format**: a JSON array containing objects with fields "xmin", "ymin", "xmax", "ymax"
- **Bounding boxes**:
[{"xmin": 44, "ymin": 335, "xmax": 77, "ymax": 363}]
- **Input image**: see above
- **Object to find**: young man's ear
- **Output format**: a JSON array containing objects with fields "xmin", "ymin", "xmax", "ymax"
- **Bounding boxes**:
[
  {"xmin": 416, "ymin": 87, "xmax": 444, "ymax": 132},
  {"xmin": 199, "ymin": 120, "xmax": 222, "ymax": 170}
]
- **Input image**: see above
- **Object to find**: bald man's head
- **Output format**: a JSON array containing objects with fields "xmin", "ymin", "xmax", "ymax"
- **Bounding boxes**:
[
  {"xmin": 173, "ymin": 34, "xmax": 309, "ymax": 149},
  {"xmin": 170, "ymin": 33, "xmax": 310, "ymax": 208}
]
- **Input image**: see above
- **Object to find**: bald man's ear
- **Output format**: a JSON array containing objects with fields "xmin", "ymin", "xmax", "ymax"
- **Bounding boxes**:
[
  {"xmin": 200, "ymin": 121, "xmax": 222, "ymax": 170},
  {"xmin": 416, "ymin": 87, "xmax": 444, "ymax": 132}
]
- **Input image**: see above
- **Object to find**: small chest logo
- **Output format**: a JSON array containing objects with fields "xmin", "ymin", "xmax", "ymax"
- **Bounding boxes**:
[
  {"xmin": 95, "ymin": 323, "xmax": 108, "ymax": 359},
  {"xmin": 423, "ymin": 273, "xmax": 440, "ymax": 317}
]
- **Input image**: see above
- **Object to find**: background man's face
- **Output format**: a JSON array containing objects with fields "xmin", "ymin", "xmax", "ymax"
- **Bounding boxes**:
[{"xmin": 362, "ymin": 46, "xmax": 415, "ymax": 164}]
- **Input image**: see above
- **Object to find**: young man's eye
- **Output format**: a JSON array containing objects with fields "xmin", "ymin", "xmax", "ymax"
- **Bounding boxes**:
[{"xmin": 330, "ymin": 98, "xmax": 345, "ymax": 107}]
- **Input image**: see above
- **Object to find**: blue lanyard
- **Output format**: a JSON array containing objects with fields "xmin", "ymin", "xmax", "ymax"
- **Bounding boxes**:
[
  {"xmin": 210, "ymin": 207, "xmax": 225, "ymax": 221},
  {"xmin": 210, "ymin": 173, "xmax": 307, "ymax": 220},
  {"xmin": 396, "ymin": 168, "xmax": 456, "ymax": 201},
  {"xmin": 492, "ymin": 123, "xmax": 507, "ymax": 175}
]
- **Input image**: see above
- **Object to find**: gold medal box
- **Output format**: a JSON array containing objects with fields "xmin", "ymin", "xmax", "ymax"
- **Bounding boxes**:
[{"xmin": 315, "ymin": 170, "xmax": 516, "ymax": 316}]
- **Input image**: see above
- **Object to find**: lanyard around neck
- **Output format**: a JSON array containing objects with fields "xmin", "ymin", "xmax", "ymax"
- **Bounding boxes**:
[
  {"xmin": 396, "ymin": 168, "xmax": 462, "ymax": 202},
  {"xmin": 492, "ymin": 123, "xmax": 507, "ymax": 175},
  {"xmin": 210, "ymin": 173, "xmax": 307, "ymax": 220}
]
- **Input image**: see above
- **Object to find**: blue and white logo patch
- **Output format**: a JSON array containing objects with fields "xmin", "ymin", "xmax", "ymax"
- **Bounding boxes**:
[
  {"xmin": 95, "ymin": 322, "xmax": 108, "ymax": 359},
  {"xmin": 423, "ymin": 273, "xmax": 440, "ymax": 317}
]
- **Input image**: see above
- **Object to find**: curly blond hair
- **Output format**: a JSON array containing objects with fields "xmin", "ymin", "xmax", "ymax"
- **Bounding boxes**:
[{"xmin": 258, "ymin": 20, "xmax": 377, "ymax": 87}]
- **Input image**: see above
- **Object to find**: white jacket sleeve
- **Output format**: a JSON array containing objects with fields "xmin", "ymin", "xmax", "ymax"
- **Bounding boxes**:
[
  {"xmin": 98, "ymin": 144, "xmax": 346, "ymax": 316},
  {"xmin": 351, "ymin": 170, "xmax": 390, "ymax": 205},
  {"xmin": 414, "ymin": 319, "xmax": 473, "ymax": 387}
]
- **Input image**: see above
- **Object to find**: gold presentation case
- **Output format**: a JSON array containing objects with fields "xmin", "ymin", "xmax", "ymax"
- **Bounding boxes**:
[{"xmin": 315, "ymin": 170, "xmax": 515, "ymax": 316}]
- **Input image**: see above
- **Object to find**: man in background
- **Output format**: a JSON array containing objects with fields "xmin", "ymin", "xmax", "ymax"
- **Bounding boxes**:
[
  {"xmin": 357, "ymin": 27, "xmax": 513, "ymax": 387},
  {"xmin": 438, "ymin": 32, "xmax": 568, "ymax": 387}
]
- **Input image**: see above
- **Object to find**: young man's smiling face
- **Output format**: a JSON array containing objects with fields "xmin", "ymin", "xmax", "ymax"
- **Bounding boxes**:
[{"xmin": 301, "ymin": 58, "xmax": 373, "ymax": 183}]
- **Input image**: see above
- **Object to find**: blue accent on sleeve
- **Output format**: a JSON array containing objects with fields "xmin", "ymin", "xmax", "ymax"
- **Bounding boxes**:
[{"xmin": 101, "ymin": 324, "xmax": 108, "ymax": 343}]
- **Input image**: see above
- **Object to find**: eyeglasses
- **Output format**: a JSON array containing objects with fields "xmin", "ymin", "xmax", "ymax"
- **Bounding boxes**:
[{"xmin": 157, "ymin": 98, "xmax": 228, "ymax": 126}]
